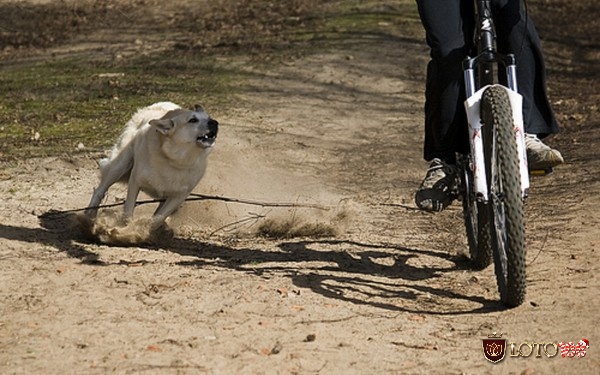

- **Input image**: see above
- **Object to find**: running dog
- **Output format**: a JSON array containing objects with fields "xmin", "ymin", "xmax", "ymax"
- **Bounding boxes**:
[{"xmin": 86, "ymin": 101, "xmax": 218, "ymax": 228}]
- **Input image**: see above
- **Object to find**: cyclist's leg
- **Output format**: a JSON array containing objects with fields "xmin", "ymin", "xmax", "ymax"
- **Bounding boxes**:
[
  {"xmin": 493, "ymin": 0, "xmax": 563, "ymax": 169},
  {"xmin": 415, "ymin": 0, "xmax": 472, "ymax": 211},
  {"xmin": 416, "ymin": 0, "xmax": 472, "ymax": 164}
]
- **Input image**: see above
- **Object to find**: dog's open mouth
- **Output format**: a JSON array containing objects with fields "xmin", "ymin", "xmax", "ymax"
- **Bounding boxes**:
[{"xmin": 197, "ymin": 131, "xmax": 217, "ymax": 147}]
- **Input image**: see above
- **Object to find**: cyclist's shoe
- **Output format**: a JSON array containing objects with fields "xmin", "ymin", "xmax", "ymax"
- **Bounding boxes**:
[
  {"xmin": 525, "ymin": 133, "xmax": 564, "ymax": 172},
  {"xmin": 415, "ymin": 158, "xmax": 459, "ymax": 212}
]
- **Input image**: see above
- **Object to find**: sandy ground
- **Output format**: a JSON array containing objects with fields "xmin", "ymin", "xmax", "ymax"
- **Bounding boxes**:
[{"xmin": 1, "ymin": 0, "xmax": 599, "ymax": 374}]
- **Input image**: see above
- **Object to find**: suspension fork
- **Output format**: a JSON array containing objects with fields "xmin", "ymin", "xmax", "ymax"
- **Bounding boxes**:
[{"xmin": 464, "ymin": 52, "xmax": 529, "ymax": 200}]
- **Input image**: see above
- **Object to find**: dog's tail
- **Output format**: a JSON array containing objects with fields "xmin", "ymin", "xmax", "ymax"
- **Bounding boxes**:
[{"xmin": 126, "ymin": 102, "xmax": 180, "ymax": 132}]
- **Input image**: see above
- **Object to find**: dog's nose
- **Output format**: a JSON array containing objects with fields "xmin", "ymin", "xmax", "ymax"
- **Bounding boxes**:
[{"xmin": 208, "ymin": 119, "xmax": 218, "ymax": 132}]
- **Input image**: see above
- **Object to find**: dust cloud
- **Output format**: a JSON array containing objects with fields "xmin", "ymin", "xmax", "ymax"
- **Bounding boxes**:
[
  {"xmin": 78, "ymin": 128, "xmax": 356, "ymax": 245},
  {"xmin": 171, "ymin": 143, "xmax": 355, "ymax": 239}
]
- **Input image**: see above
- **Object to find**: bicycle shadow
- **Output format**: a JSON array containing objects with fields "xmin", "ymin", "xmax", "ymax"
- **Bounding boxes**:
[
  {"xmin": 278, "ymin": 239, "xmax": 502, "ymax": 315},
  {"xmin": 0, "ymin": 211, "xmax": 507, "ymax": 315},
  {"xmin": 167, "ymin": 237, "xmax": 505, "ymax": 315}
]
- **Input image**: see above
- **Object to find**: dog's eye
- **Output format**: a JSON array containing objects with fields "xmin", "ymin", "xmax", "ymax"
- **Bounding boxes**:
[{"xmin": 189, "ymin": 117, "xmax": 199, "ymax": 123}]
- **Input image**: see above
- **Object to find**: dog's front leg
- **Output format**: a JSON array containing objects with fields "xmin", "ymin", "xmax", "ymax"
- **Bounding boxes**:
[{"xmin": 150, "ymin": 194, "xmax": 188, "ymax": 229}]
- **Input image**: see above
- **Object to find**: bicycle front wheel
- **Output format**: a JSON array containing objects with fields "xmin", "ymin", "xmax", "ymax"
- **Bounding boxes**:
[
  {"xmin": 480, "ymin": 85, "xmax": 526, "ymax": 307},
  {"xmin": 460, "ymin": 158, "xmax": 492, "ymax": 270}
]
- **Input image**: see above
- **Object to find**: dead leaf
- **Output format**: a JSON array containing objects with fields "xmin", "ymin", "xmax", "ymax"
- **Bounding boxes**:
[
  {"xmin": 408, "ymin": 314, "xmax": 426, "ymax": 322},
  {"xmin": 520, "ymin": 368, "xmax": 536, "ymax": 375}
]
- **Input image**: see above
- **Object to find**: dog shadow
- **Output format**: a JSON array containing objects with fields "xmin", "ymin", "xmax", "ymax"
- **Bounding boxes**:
[
  {"xmin": 1, "ymin": 212, "xmax": 103, "ymax": 265},
  {"xmin": 0, "ymin": 210, "xmax": 506, "ymax": 314}
]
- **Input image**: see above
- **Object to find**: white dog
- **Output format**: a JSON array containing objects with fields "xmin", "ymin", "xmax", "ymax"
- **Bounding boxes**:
[{"xmin": 86, "ymin": 101, "xmax": 218, "ymax": 228}]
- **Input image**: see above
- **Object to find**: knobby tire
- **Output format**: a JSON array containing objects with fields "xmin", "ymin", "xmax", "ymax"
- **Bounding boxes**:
[
  {"xmin": 461, "ymin": 161, "xmax": 493, "ymax": 270},
  {"xmin": 481, "ymin": 85, "xmax": 526, "ymax": 307}
]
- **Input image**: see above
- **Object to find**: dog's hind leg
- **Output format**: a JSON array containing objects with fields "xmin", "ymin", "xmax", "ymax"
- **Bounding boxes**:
[
  {"xmin": 85, "ymin": 148, "xmax": 134, "ymax": 218},
  {"xmin": 86, "ymin": 179, "xmax": 119, "ymax": 218},
  {"xmin": 86, "ymin": 186, "xmax": 105, "ymax": 217}
]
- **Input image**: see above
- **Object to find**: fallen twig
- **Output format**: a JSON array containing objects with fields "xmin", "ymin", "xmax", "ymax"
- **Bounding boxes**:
[
  {"xmin": 209, "ymin": 213, "xmax": 266, "ymax": 236},
  {"xmin": 39, "ymin": 193, "xmax": 330, "ymax": 219},
  {"xmin": 188, "ymin": 193, "xmax": 330, "ymax": 210}
]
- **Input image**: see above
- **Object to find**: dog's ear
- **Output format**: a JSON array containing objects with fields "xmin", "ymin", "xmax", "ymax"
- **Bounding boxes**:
[
  {"xmin": 149, "ymin": 119, "xmax": 175, "ymax": 135},
  {"xmin": 193, "ymin": 104, "xmax": 204, "ymax": 112}
]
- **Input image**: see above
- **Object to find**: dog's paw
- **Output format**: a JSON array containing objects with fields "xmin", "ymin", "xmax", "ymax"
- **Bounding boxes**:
[
  {"xmin": 99, "ymin": 218, "xmax": 174, "ymax": 246},
  {"xmin": 148, "ymin": 223, "xmax": 175, "ymax": 244},
  {"xmin": 75, "ymin": 212, "xmax": 96, "ymax": 240}
]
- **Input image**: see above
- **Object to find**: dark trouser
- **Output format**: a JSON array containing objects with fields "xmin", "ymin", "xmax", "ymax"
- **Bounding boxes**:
[{"xmin": 416, "ymin": 0, "xmax": 559, "ymax": 163}]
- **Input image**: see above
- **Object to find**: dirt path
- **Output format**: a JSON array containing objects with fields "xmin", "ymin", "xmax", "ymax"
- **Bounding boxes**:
[{"xmin": 1, "ymin": 1, "xmax": 599, "ymax": 374}]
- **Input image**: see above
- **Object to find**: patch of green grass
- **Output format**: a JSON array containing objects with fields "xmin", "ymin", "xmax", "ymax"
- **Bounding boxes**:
[
  {"xmin": 0, "ymin": 51, "xmax": 237, "ymax": 159},
  {"xmin": 318, "ymin": 0, "xmax": 421, "ymax": 41}
]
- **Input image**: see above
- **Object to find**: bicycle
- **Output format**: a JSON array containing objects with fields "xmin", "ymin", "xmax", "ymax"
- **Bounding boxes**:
[{"xmin": 459, "ymin": 0, "xmax": 530, "ymax": 307}]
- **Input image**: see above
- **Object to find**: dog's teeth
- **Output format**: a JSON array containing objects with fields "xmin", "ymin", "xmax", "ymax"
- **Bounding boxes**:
[{"xmin": 197, "ymin": 134, "xmax": 214, "ymax": 143}]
